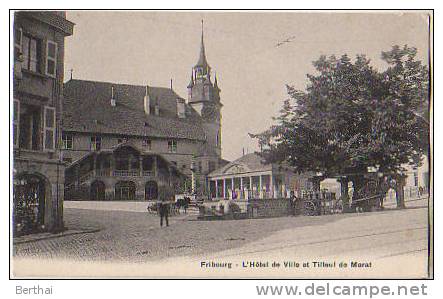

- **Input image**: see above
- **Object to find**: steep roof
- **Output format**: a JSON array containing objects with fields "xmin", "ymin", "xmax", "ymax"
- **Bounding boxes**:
[
  {"xmin": 208, "ymin": 153, "xmax": 273, "ymax": 177},
  {"xmin": 194, "ymin": 24, "xmax": 210, "ymax": 69},
  {"xmin": 63, "ymin": 79, "xmax": 206, "ymax": 141}
]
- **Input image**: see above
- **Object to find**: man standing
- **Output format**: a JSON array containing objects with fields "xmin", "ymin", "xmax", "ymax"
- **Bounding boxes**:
[{"xmin": 159, "ymin": 200, "xmax": 169, "ymax": 227}]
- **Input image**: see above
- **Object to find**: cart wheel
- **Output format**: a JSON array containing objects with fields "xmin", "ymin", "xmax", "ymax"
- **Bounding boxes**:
[
  {"xmin": 335, "ymin": 200, "xmax": 343, "ymax": 213},
  {"xmin": 303, "ymin": 201, "xmax": 317, "ymax": 216}
]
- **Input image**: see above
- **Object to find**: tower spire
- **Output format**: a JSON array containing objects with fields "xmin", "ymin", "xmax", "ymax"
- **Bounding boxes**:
[{"xmin": 195, "ymin": 19, "xmax": 209, "ymax": 69}]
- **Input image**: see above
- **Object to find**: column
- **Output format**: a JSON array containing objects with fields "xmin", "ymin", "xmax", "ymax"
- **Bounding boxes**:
[
  {"xmin": 207, "ymin": 179, "xmax": 211, "ymax": 198},
  {"xmin": 93, "ymin": 155, "xmax": 97, "ymax": 176},
  {"xmin": 128, "ymin": 156, "xmax": 132, "ymax": 171},
  {"xmin": 223, "ymin": 179, "xmax": 226, "ymax": 198},
  {"xmin": 153, "ymin": 155, "xmax": 158, "ymax": 177},
  {"xmin": 249, "ymin": 176, "xmax": 253, "ymax": 199},
  {"xmin": 110, "ymin": 155, "xmax": 115, "ymax": 176},
  {"xmin": 191, "ymin": 169, "xmax": 196, "ymax": 194},
  {"xmin": 270, "ymin": 174, "xmax": 274, "ymax": 198},
  {"xmin": 215, "ymin": 180, "xmax": 219, "ymax": 199},
  {"xmin": 240, "ymin": 177, "xmax": 243, "ymax": 199},
  {"xmin": 231, "ymin": 178, "xmax": 234, "ymax": 199},
  {"xmin": 168, "ymin": 166, "xmax": 172, "ymax": 186},
  {"xmin": 139, "ymin": 156, "xmax": 143, "ymax": 176},
  {"xmin": 259, "ymin": 175, "xmax": 263, "ymax": 199}
]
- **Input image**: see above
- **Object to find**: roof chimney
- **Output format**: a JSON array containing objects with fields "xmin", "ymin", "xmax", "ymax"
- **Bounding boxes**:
[
  {"xmin": 144, "ymin": 85, "xmax": 150, "ymax": 115},
  {"xmin": 111, "ymin": 86, "xmax": 116, "ymax": 107},
  {"xmin": 177, "ymin": 98, "xmax": 186, "ymax": 119}
]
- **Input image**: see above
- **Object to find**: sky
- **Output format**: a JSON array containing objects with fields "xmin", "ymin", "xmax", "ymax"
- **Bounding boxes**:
[{"xmin": 63, "ymin": 11, "xmax": 430, "ymax": 161}]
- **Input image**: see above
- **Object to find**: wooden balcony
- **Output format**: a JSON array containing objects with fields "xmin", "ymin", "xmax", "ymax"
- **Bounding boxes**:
[{"xmin": 113, "ymin": 170, "xmax": 139, "ymax": 177}]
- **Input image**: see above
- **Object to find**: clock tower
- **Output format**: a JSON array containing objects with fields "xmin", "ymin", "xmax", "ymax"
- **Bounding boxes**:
[{"xmin": 188, "ymin": 21, "xmax": 222, "ymax": 157}]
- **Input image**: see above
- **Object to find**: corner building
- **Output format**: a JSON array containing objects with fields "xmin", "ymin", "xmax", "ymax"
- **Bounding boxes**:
[{"xmin": 13, "ymin": 11, "xmax": 74, "ymax": 235}]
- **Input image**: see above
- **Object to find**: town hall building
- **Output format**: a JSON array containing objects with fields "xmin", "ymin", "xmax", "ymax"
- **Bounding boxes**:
[{"xmin": 63, "ymin": 25, "xmax": 227, "ymax": 201}]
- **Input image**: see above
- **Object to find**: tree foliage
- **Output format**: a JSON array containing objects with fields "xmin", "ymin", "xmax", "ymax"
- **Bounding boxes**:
[{"xmin": 252, "ymin": 45, "xmax": 429, "ymax": 178}]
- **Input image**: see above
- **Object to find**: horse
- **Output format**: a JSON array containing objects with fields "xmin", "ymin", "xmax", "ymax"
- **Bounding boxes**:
[{"xmin": 175, "ymin": 196, "xmax": 190, "ymax": 214}]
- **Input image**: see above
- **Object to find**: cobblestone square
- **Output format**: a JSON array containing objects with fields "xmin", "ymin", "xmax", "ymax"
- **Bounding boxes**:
[{"xmin": 14, "ymin": 199, "xmax": 429, "ymax": 265}]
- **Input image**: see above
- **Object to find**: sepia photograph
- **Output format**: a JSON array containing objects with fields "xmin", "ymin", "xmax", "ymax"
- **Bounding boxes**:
[{"xmin": 10, "ymin": 10, "xmax": 432, "ymax": 279}]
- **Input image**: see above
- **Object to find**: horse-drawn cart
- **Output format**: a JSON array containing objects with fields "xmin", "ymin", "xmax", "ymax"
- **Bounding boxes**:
[
  {"xmin": 350, "ymin": 179, "xmax": 385, "ymax": 212},
  {"xmin": 301, "ymin": 191, "xmax": 343, "ymax": 216},
  {"xmin": 301, "ymin": 176, "xmax": 388, "ymax": 215}
]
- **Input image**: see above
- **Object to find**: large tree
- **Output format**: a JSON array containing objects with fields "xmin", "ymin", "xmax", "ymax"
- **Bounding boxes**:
[{"xmin": 252, "ymin": 45, "xmax": 429, "ymax": 208}]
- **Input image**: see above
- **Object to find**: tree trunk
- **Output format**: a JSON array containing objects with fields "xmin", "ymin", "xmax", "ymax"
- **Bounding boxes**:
[
  {"xmin": 395, "ymin": 175, "xmax": 406, "ymax": 209},
  {"xmin": 339, "ymin": 177, "xmax": 349, "ymax": 211}
]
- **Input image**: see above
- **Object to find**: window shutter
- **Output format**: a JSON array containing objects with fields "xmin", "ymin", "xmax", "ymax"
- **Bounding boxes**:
[
  {"xmin": 14, "ymin": 28, "xmax": 22, "ymax": 56},
  {"xmin": 45, "ymin": 40, "xmax": 57, "ymax": 77},
  {"xmin": 13, "ymin": 99, "xmax": 20, "ymax": 148},
  {"xmin": 43, "ymin": 106, "xmax": 56, "ymax": 151}
]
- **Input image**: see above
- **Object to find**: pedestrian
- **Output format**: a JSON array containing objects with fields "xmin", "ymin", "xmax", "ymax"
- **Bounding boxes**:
[
  {"xmin": 159, "ymin": 199, "xmax": 169, "ymax": 227},
  {"xmin": 290, "ymin": 191, "xmax": 297, "ymax": 215}
]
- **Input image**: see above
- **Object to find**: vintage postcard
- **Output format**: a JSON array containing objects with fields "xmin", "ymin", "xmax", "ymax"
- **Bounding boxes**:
[{"xmin": 11, "ymin": 10, "xmax": 432, "ymax": 279}]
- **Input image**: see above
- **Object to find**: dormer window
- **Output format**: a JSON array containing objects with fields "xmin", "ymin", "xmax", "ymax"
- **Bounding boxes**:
[
  {"xmin": 62, "ymin": 133, "xmax": 73, "ymax": 150},
  {"xmin": 142, "ymin": 139, "xmax": 152, "ymax": 150},
  {"xmin": 90, "ymin": 135, "xmax": 101, "ymax": 151}
]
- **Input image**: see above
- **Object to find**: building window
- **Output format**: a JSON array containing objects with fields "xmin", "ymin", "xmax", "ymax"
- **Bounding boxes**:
[
  {"xmin": 13, "ymin": 99, "xmax": 20, "ymax": 148},
  {"xmin": 168, "ymin": 140, "xmax": 177, "ymax": 153},
  {"xmin": 117, "ymin": 137, "xmax": 127, "ymax": 144},
  {"xmin": 91, "ymin": 135, "xmax": 101, "ymax": 151},
  {"xmin": 198, "ymin": 161, "xmax": 202, "ymax": 173},
  {"xmin": 14, "ymin": 28, "xmax": 22, "ymax": 60},
  {"xmin": 62, "ymin": 133, "xmax": 73, "ymax": 150},
  {"xmin": 43, "ymin": 106, "xmax": 56, "ymax": 151},
  {"xmin": 18, "ymin": 103, "xmax": 42, "ymax": 150},
  {"xmin": 142, "ymin": 139, "xmax": 152, "ymax": 150},
  {"xmin": 216, "ymin": 130, "xmax": 220, "ymax": 147},
  {"xmin": 46, "ymin": 40, "xmax": 57, "ymax": 77},
  {"xmin": 21, "ymin": 34, "xmax": 40, "ymax": 72}
]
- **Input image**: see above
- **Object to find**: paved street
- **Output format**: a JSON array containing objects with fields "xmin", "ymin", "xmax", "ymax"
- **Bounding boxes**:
[{"xmin": 13, "ymin": 198, "xmax": 430, "ymax": 278}]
